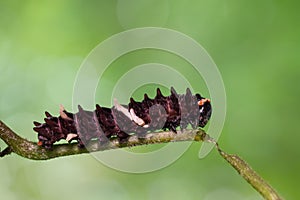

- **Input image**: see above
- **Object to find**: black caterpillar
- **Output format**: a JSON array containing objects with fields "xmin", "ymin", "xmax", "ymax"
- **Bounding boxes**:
[{"xmin": 33, "ymin": 87, "xmax": 212, "ymax": 149}]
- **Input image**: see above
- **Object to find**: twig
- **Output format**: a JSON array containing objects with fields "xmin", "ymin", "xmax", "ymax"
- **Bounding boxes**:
[
  {"xmin": 204, "ymin": 134, "xmax": 283, "ymax": 200},
  {"xmin": 0, "ymin": 120, "xmax": 283, "ymax": 199},
  {"xmin": 0, "ymin": 146, "xmax": 12, "ymax": 157},
  {"xmin": 0, "ymin": 120, "xmax": 205, "ymax": 160}
]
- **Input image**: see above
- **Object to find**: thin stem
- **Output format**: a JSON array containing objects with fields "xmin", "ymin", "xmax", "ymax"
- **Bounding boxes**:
[
  {"xmin": 218, "ymin": 149, "xmax": 282, "ymax": 200},
  {"xmin": 203, "ymin": 134, "xmax": 283, "ymax": 200},
  {"xmin": 0, "ymin": 146, "xmax": 12, "ymax": 157},
  {"xmin": 0, "ymin": 120, "xmax": 283, "ymax": 199},
  {"xmin": 0, "ymin": 120, "xmax": 205, "ymax": 160}
]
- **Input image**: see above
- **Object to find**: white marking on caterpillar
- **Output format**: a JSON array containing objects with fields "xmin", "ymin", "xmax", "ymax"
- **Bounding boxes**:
[
  {"xmin": 59, "ymin": 105, "xmax": 72, "ymax": 120},
  {"xmin": 199, "ymin": 106, "xmax": 204, "ymax": 114},
  {"xmin": 66, "ymin": 133, "xmax": 78, "ymax": 142},
  {"xmin": 130, "ymin": 108, "xmax": 147, "ymax": 127},
  {"xmin": 114, "ymin": 99, "xmax": 149, "ymax": 128},
  {"xmin": 113, "ymin": 99, "xmax": 132, "ymax": 120}
]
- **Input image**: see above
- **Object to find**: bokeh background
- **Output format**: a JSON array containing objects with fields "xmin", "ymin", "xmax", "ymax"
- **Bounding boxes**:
[{"xmin": 0, "ymin": 1, "xmax": 299, "ymax": 199}]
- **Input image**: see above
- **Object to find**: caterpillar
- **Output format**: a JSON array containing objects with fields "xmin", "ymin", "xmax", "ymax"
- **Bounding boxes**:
[{"xmin": 33, "ymin": 87, "xmax": 212, "ymax": 149}]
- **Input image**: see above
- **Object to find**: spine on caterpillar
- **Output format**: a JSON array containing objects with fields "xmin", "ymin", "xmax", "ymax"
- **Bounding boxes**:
[{"xmin": 33, "ymin": 87, "xmax": 212, "ymax": 149}]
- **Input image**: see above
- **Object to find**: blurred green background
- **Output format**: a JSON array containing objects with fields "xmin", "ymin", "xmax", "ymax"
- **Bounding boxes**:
[{"xmin": 0, "ymin": 0, "xmax": 299, "ymax": 199}]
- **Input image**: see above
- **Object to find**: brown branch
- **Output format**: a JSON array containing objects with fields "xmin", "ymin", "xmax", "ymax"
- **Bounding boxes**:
[
  {"xmin": 0, "ymin": 120, "xmax": 283, "ymax": 199},
  {"xmin": 0, "ymin": 120, "xmax": 205, "ymax": 160}
]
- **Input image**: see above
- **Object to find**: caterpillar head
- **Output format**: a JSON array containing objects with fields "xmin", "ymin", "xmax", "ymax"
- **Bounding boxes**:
[{"xmin": 196, "ymin": 94, "xmax": 212, "ymax": 127}]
